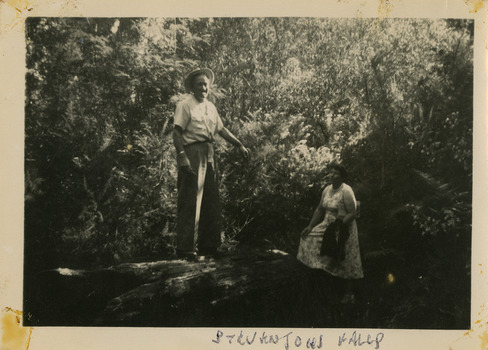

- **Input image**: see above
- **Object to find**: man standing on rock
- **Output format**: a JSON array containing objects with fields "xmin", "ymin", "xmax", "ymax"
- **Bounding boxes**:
[{"xmin": 173, "ymin": 68, "xmax": 249, "ymax": 259}]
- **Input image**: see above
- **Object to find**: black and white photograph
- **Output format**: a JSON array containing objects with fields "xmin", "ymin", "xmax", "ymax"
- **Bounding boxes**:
[{"xmin": 1, "ymin": 0, "xmax": 487, "ymax": 349}]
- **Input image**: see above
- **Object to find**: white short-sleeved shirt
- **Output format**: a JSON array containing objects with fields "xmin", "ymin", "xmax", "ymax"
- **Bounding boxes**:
[{"xmin": 174, "ymin": 95, "xmax": 224, "ymax": 145}]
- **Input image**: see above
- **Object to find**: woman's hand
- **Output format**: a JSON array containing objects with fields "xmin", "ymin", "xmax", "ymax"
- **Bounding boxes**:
[{"xmin": 301, "ymin": 226, "xmax": 312, "ymax": 238}]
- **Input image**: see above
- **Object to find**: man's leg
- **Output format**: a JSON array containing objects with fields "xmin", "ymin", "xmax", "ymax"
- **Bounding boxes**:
[
  {"xmin": 176, "ymin": 168, "xmax": 197, "ymax": 255},
  {"xmin": 198, "ymin": 163, "xmax": 222, "ymax": 254},
  {"xmin": 176, "ymin": 143, "xmax": 208, "ymax": 256}
]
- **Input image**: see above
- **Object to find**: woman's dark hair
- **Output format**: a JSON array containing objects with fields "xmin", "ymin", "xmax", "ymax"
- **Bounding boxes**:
[{"xmin": 329, "ymin": 161, "xmax": 348, "ymax": 179}]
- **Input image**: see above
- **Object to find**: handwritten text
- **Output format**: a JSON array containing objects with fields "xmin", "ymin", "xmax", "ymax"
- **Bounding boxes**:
[
  {"xmin": 338, "ymin": 331, "xmax": 384, "ymax": 349},
  {"xmin": 212, "ymin": 330, "xmax": 323, "ymax": 350}
]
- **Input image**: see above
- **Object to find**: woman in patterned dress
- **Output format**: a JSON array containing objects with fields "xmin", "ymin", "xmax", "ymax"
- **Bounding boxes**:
[{"xmin": 297, "ymin": 162, "xmax": 363, "ymax": 303}]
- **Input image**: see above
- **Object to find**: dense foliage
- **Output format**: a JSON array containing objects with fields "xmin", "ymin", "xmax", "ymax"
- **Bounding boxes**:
[{"xmin": 25, "ymin": 17, "xmax": 472, "ymax": 328}]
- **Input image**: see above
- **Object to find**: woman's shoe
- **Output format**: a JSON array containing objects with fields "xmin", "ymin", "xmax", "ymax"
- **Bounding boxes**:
[{"xmin": 340, "ymin": 293, "xmax": 356, "ymax": 304}]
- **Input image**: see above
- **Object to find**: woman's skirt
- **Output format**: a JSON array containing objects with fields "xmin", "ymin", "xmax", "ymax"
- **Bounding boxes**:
[{"xmin": 297, "ymin": 220, "xmax": 363, "ymax": 279}]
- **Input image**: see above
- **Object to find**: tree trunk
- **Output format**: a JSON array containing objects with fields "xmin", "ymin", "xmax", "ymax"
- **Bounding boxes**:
[{"xmin": 25, "ymin": 249, "xmax": 359, "ymax": 328}]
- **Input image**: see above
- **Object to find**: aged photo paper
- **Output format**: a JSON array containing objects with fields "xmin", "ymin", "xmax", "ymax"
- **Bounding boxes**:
[{"xmin": 1, "ymin": 0, "xmax": 487, "ymax": 349}]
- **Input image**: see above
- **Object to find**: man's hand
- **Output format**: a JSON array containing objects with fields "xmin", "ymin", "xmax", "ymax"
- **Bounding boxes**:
[
  {"xmin": 238, "ymin": 144, "xmax": 250, "ymax": 159},
  {"xmin": 219, "ymin": 128, "xmax": 250, "ymax": 159},
  {"xmin": 177, "ymin": 152, "xmax": 195, "ymax": 175},
  {"xmin": 173, "ymin": 127, "xmax": 195, "ymax": 175},
  {"xmin": 180, "ymin": 164, "xmax": 196, "ymax": 175}
]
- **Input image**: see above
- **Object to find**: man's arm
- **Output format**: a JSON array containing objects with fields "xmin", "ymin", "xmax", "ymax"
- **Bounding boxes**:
[
  {"xmin": 219, "ymin": 127, "xmax": 250, "ymax": 158},
  {"xmin": 173, "ymin": 125, "xmax": 186, "ymax": 154},
  {"xmin": 173, "ymin": 126, "xmax": 194, "ymax": 174}
]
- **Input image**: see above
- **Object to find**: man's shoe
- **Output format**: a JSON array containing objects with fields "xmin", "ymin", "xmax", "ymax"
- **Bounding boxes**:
[
  {"xmin": 198, "ymin": 247, "xmax": 224, "ymax": 259},
  {"xmin": 176, "ymin": 251, "xmax": 197, "ymax": 261}
]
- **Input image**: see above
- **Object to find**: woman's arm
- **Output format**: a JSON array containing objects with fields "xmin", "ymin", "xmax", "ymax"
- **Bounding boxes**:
[
  {"xmin": 341, "ymin": 187, "xmax": 357, "ymax": 225},
  {"xmin": 301, "ymin": 204, "xmax": 325, "ymax": 237},
  {"xmin": 308, "ymin": 205, "xmax": 326, "ymax": 228}
]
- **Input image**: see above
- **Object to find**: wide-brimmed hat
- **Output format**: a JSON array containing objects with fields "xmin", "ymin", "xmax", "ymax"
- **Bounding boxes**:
[{"xmin": 184, "ymin": 68, "xmax": 214, "ymax": 91}]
